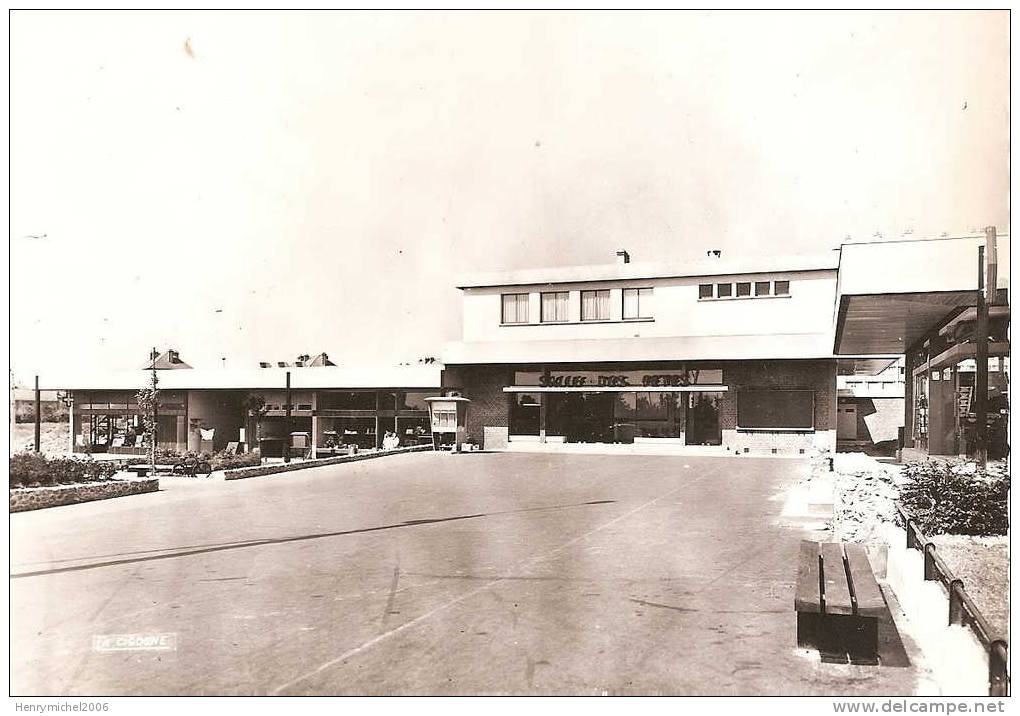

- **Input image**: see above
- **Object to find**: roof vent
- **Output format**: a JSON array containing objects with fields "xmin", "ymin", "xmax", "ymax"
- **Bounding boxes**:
[
  {"xmin": 616, "ymin": 250, "xmax": 630, "ymax": 265},
  {"xmin": 707, "ymin": 250, "xmax": 722, "ymax": 259}
]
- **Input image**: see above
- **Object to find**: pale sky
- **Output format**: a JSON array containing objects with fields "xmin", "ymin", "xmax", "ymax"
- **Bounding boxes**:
[{"xmin": 9, "ymin": 10, "xmax": 1009, "ymax": 381}]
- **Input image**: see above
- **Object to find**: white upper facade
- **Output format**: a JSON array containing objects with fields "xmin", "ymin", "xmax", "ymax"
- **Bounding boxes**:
[{"xmin": 445, "ymin": 252, "xmax": 841, "ymax": 364}]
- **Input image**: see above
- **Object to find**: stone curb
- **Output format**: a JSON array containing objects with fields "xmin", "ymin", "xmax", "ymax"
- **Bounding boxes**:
[
  {"xmin": 10, "ymin": 477, "xmax": 160, "ymax": 513},
  {"xmin": 222, "ymin": 445, "xmax": 434, "ymax": 481}
]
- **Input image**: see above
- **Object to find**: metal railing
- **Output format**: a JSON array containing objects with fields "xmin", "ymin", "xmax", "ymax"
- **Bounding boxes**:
[{"xmin": 897, "ymin": 504, "xmax": 1009, "ymax": 696}]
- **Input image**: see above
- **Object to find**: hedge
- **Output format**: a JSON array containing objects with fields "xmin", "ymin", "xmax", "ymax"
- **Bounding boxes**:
[{"xmin": 898, "ymin": 460, "xmax": 1009, "ymax": 536}]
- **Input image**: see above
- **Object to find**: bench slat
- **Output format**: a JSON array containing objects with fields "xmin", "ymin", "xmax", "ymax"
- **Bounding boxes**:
[
  {"xmin": 844, "ymin": 543, "xmax": 885, "ymax": 618},
  {"xmin": 794, "ymin": 540, "xmax": 822, "ymax": 612},
  {"xmin": 819, "ymin": 542, "xmax": 854, "ymax": 615}
]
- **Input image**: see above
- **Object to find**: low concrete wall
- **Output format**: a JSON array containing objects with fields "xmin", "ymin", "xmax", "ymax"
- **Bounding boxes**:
[
  {"xmin": 883, "ymin": 523, "xmax": 989, "ymax": 695},
  {"xmin": 10, "ymin": 477, "xmax": 160, "ymax": 513},
  {"xmin": 223, "ymin": 445, "xmax": 434, "ymax": 481}
]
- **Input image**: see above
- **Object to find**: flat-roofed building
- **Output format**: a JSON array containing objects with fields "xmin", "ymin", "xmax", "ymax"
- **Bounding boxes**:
[
  {"xmin": 442, "ymin": 250, "xmax": 842, "ymax": 455},
  {"xmin": 39, "ymin": 357, "xmax": 443, "ymax": 457}
]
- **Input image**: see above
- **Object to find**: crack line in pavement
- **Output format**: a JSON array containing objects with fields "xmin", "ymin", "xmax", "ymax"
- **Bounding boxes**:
[
  {"xmin": 9, "ymin": 500, "xmax": 617, "ymax": 579},
  {"xmin": 269, "ymin": 484, "xmax": 686, "ymax": 695}
]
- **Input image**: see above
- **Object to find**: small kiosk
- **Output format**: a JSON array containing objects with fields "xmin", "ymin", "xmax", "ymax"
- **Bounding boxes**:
[{"xmin": 424, "ymin": 395, "xmax": 471, "ymax": 451}]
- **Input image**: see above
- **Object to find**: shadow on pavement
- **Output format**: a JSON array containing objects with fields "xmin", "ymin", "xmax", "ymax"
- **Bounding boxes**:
[{"xmin": 11, "ymin": 499, "xmax": 617, "ymax": 580}]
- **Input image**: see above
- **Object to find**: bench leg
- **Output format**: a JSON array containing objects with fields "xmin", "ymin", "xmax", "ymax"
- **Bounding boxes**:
[
  {"xmin": 818, "ymin": 615, "xmax": 850, "ymax": 664},
  {"xmin": 846, "ymin": 616, "xmax": 879, "ymax": 666},
  {"xmin": 797, "ymin": 611, "xmax": 821, "ymax": 650}
]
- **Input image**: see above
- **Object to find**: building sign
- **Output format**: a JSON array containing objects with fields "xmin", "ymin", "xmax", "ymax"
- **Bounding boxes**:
[{"xmin": 514, "ymin": 369, "xmax": 723, "ymax": 389}]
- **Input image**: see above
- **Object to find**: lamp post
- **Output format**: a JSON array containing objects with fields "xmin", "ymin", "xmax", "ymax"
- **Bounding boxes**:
[
  {"xmin": 284, "ymin": 370, "xmax": 292, "ymax": 463},
  {"xmin": 33, "ymin": 375, "xmax": 41, "ymax": 453}
]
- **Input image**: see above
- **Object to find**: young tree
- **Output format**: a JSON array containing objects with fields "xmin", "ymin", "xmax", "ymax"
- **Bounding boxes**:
[
  {"xmin": 135, "ymin": 363, "xmax": 160, "ymax": 471},
  {"xmin": 244, "ymin": 393, "xmax": 268, "ymax": 454}
]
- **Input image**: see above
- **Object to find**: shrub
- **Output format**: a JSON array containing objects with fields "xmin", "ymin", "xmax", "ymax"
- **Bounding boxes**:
[
  {"xmin": 209, "ymin": 450, "xmax": 261, "ymax": 470},
  {"xmin": 10, "ymin": 452, "xmax": 51, "ymax": 488},
  {"xmin": 9, "ymin": 452, "xmax": 123, "ymax": 488},
  {"xmin": 154, "ymin": 447, "xmax": 183, "ymax": 463},
  {"xmin": 898, "ymin": 460, "xmax": 1009, "ymax": 536}
]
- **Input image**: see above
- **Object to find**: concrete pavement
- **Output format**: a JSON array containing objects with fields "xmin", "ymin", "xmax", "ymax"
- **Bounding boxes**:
[{"xmin": 11, "ymin": 452, "xmax": 930, "ymax": 695}]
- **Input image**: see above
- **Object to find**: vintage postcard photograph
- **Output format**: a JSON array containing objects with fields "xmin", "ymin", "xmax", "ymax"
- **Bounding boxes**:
[{"xmin": 7, "ymin": 8, "xmax": 1011, "ymax": 706}]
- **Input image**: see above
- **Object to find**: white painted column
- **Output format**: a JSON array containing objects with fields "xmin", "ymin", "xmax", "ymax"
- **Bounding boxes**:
[
  {"xmin": 310, "ymin": 391, "xmax": 318, "ymax": 459},
  {"xmin": 68, "ymin": 401, "xmax": 75, "ymax": 454}
]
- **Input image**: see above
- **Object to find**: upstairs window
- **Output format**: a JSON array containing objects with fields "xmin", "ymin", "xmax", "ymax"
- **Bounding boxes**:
[
  {"xmin": 700, "ymin": 278, "xmax": 791, "ymax": 300},
  {"xmin": 541, "ymin": 291, "xmax": 570, "ymax": 323},
  {"xmin": 581, "ymin": 290, "xmax": 611, "ymax": 321},
  {"xmin": 622, "ymin": 287, "xmax": 653, "ymax": 319},
  {"xmin": 501, "ymin": 293, "xmax": 529, "ymax": 324}
]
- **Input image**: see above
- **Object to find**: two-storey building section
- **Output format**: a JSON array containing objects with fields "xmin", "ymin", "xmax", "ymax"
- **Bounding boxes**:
[{"xmin": 442, "ymin": 250, "xmax": 841, "ymax": 455}]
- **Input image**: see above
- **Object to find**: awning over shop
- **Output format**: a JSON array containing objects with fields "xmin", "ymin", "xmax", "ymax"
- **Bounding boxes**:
[{"xmin": 504, "ymin": 385, "xmax": 728, "ymax": 393}]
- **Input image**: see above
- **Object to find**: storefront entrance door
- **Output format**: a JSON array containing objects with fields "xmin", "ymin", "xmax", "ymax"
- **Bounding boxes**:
[
  {"xmin": 685, "ymin": 392, "xmax": 722, "ymax": 446},
  {"xmin": 837, "ymin": 404, "xmax": 858, "ymax": 439},
  {"xmin": 547, "ymin": 392, "xmax": 616, "ymax": 443}
]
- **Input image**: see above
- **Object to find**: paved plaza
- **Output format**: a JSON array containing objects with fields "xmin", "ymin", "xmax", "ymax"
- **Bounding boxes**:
[{"xmin": 11, "ymin": 452, "xmax": 927, "ymax": 695}]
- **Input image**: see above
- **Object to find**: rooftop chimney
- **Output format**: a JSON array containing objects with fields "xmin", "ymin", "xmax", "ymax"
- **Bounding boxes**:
[
  {"xmin": 616, "ymin": 250, "xmax": 630, "ymax": 265},
  {"xmin": 706, "ymin": 250, "xmax": 722, "ymax": 259}
]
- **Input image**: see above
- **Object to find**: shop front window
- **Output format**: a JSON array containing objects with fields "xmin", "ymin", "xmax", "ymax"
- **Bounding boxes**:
[
  {"xmin": 396, "ymin": 417, "xmax": 431, "ymax": 446},
  {"xmin": 511, "ymin": 393, "xmax": 541, "ymax": 435},
  {"xmin": 319, "ymin": 416, "xmax": 376, "ymax": 449},
  {"xmin": 544, "ymin": 391, "xmax": 684, "ymax": 444},
  {"xmin": 396, "ymin": 391, "xmax": 434, "ymax": 411}
]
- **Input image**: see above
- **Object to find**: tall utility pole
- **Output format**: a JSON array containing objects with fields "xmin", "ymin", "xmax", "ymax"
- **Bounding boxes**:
[
  {"xmin": 973, "ymin": 245, "xmax": 989, "ymax": 467},
  {"xmin": 151, "ymin": 347, "xmax": 159, "ymax": 466},
  {"xmin": 33, "ymin": 375, "xmax": 41, "ymax": 453},
  {"xmin": 284, "ymin": 370, "xmax": 292, "ymax": 464}
]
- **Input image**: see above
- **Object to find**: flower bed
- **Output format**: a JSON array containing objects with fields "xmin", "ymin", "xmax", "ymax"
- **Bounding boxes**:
[
  {"xmin": 223, "ymin": 444, "xmax": 432, "ymax": 480},
  {"xmin": 10, "ymin": 476, "xmax": 159, "ymax": 512},
  {"xmin": 9, "ymin": 452, "xmax": 144, "ymax": 489}
]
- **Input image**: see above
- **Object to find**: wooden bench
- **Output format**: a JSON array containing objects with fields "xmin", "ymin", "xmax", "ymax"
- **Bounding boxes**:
[
  {"xmin": 795, "ymin": 540, "xmax": 885, "ymax": 665},
  {"xmin": 126, "ymin": 465, "xmax": 150, "ymax": 478}
]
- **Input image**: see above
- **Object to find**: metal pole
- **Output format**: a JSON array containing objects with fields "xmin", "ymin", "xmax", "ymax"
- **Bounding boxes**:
[
  {"xmin": 33, "ymin": 375, "xmax": 41, "ymax": 453},
  {"xmin": 974, "ymin": 246, "xmax": 988, "ymax": 467},
  {"xmin": 284, "ymin": 370, "xmax": 292, "ymax": 463}
]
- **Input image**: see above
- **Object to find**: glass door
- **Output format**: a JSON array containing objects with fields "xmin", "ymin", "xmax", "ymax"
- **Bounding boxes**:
[{"xmin": 685, "ymin": 392, "xmax": 722, "ymax": 446}]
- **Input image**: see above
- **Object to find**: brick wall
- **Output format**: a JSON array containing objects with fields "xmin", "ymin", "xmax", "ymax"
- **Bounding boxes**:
[
  {"xmin": 443, "ymin": 365, "xmax": 511, "ymax": 446},
  {"xmin": 720, "ymin": 359, "xmax": 836, "ymax": 454}
]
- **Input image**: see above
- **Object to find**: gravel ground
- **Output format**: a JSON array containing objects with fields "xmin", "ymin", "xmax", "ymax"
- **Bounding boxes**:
[
  {"xmin": 929, "ymin": 534, "xmax": 1009, "ymax": 641},
  {"xmin": 830, "ymin": 452, "xmax": 903, "ymax": 544}
]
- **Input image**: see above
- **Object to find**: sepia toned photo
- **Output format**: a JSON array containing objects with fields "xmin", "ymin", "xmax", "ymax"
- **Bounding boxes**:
[{"xmin": 8, "ymin": 9, "xmax": 1010, "ymax": 706}]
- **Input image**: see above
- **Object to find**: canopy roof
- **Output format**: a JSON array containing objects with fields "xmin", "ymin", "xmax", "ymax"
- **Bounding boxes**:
[{"xmin": 834, "ymin": 235, "xmax": 1010, "ymax": 354}]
